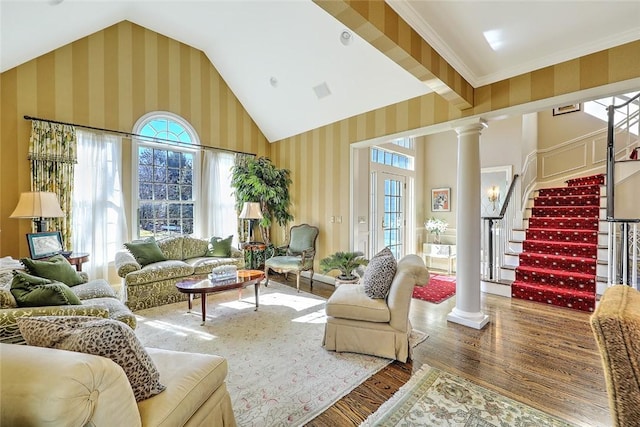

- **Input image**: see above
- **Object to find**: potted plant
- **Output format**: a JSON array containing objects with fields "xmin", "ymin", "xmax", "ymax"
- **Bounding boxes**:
[
  {"xmin": 231, "ymin": 156, "xmax": 293, "ymax": 245},
  {"xmin": 320, "ymin": 251, "xmax": 369, "ymax": 285},
  {"xmin": 425, "ymin": 217, "xmax": 448, "ymax": 244}
]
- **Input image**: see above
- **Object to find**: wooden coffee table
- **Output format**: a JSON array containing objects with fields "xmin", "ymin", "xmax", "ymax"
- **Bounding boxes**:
[{"xmin": 175, "ymin": 269, "xmax": 264, "ymax": 325}]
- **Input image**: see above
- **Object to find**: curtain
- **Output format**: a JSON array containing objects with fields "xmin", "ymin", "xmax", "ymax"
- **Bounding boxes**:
[
  {"xmin": 72, "ymin": 130, "xmax": 127, "ymax": 281},
  {"xmin": 200, "ymin": 150, "xmax": 238, "ymax": 245},
  {"xmin": 29, "ymin": 121, "xmax": 77, "ymax": 247}
]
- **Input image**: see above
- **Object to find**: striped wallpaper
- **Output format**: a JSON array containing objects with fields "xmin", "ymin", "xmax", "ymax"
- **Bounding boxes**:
[{"xmin": 0, "ymin": 21, "xmax": 270, "ymax": 257}]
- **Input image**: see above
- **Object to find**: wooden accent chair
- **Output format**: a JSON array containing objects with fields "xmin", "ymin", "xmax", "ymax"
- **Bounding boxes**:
[
  {"xmin": 590, "ymin": 285, "xmax": 640, "ymax": 426},
  {"xmin": 264, "ymin": 224, "xmax": 319, "ymax": 292}
]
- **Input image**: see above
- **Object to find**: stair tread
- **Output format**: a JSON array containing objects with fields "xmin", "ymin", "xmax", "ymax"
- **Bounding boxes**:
[
  {"xmin": 524, "ymin": 239, "xmax": 597, "ymax": 248},
  {"xmin": 516, "ymin": 265, "xmax": 594, "ymax": 279},
  {"xmin": 520, "ymin": 252, "xmax": 597, "ymax": 264}
]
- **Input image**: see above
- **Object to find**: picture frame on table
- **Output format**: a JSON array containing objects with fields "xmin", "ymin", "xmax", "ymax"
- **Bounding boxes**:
[
  {"xmin": 431, "ymin": 187, "xmax": 451, "ymax": 212},
  {"xmin": 26, "ymin": 231, "xmax": 64, "ymax": 259},
  {"xmin": 553, "ymin": 104, "xmax": 581, "ymax": 116}
]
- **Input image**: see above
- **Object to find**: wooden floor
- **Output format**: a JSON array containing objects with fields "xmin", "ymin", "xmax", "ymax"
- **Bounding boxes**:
[{"xmin": 271, "ymin": 274, "xmax": 612, "ymax": 427}]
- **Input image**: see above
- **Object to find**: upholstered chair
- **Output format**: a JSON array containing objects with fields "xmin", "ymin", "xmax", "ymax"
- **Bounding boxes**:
[
  {"xmin": 264, "ymin": 224, "xmax": 319, "ymax": 292},
  {"xmin": 590, "ymin": 285, "xmax": 640, "ymax": 426},
  {"xmin": 323, "ymin": 254, "xmax": 429, "ymax": 362}
]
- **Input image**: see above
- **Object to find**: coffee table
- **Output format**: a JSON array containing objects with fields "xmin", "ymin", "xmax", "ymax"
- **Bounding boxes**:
[{"xmin": 175, "ymin": 269, "xmax": 264, "ymax": 325}]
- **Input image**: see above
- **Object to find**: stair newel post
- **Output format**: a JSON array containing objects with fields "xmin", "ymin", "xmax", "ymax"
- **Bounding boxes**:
[{"xmin": 606, "ymin": 104, "xmax": 615, "ymax": 219}]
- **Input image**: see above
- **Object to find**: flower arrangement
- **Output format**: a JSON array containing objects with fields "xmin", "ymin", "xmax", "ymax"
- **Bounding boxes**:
[{"xmin": 425, "ymin": 217, "xmax": 448, "ymax": 243}]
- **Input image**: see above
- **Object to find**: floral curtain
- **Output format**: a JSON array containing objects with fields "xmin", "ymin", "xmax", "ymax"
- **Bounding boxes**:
[{"xmin": 28, "ymin": 121, "xmax": 77, "ymax": 249}]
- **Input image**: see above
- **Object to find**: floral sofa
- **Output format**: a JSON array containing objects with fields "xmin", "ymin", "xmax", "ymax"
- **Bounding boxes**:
[
  {"xmin": 0, "ymin": 258, "xmax": 136, "ymax": 344},
  {"xmin": 115, "ymin": 235, "xmax": 245, "ymax": 311}
]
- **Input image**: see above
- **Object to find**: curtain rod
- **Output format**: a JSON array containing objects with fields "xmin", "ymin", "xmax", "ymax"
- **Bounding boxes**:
[{"xmin": 23, "ymin": 115, "xmax": 254, "ymax": 157}]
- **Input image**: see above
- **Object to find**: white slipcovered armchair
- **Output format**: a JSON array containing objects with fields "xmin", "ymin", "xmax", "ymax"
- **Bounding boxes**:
[{"xmin": 322, "ymin": 254, "xmax": 429, "ymax": 362}]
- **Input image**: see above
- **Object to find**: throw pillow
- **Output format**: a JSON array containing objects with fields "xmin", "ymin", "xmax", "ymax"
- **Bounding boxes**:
[
  {"xmin": 17, "ymin": 316, "xmax": 166, "ymax": 402},
  {"xmin": 21, "ymin": 255, "xmax": 85, "ymax": 287},
  {"xmin": 10, "ymin": 271, "xmax": 82, "ymax": 306},
  {"xmin": 206, "ymin": 235, "xmax": 233, "ymax": 257},
  {"xmin": 124, "ymin": 237, "xmax": 167, "ymax": 266},
  {"xmin": 363, "ymin": 247, "xmax": 397, "ymax": 299}
]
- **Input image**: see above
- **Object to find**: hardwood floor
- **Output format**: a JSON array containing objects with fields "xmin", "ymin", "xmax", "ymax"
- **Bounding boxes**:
[{"xmin": 272, "ymin": 274, "xmax": 611, "ymax": 427}]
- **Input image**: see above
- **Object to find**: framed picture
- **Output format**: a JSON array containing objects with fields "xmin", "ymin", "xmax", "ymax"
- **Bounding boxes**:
[
  {"xmin": 431, "ymin": 187, "xmax": 451, "ymax": 212},
  {"xmin": 26, "ymin": 231, "xmax": 63, "ymax": 259},
  {"xmin": 553, "ymin": 103, "xmax": 581, "ymax": 116}
]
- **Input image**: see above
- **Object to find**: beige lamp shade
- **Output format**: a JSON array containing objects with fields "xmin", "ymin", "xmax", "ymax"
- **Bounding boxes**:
[
  {"xmin": 239, "ymin": 202, "xmax": 263, "ymax": 220},
  {"xmin": 10, "ymin": 192, "xmax": 64, "ymax": 219}
]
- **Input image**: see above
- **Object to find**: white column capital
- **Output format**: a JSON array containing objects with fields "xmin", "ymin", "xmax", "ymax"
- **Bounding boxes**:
[{"xmin": 453, "ymin": 118, "xmax": 488, "ymax": 135}]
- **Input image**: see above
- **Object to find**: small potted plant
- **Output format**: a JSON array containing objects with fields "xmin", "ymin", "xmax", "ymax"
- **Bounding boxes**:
[
  {"xmin": 320, "ymin": 251, "xmax": 369, "ymax": 286},
  {"xmin": 425, "ymin": 217, "xmax": 448, "ymax": 244}
]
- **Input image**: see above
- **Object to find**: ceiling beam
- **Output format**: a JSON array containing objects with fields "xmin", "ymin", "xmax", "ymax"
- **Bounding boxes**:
[{"xmin": 314, "ymin": 0, "xmax": 474, "ymax": 110}]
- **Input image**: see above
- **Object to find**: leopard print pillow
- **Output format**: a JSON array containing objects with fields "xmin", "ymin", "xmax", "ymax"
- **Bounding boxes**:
[
  {"xmin": 17, "ymin": 316, "xmax": 165, "ymax": 401},
  {"xmin": 363, "ymin": 247, "xmax": 397, "ymax": 299}
]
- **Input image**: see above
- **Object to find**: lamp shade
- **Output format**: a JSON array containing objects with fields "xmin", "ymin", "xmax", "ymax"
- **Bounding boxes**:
[
  {"xmin": 10, "ymin": 192, "xmax": 64, "ymax": 219},
  {"xmin": 239, "ymin": 202, "xmax": 263, "ymax": 220}
]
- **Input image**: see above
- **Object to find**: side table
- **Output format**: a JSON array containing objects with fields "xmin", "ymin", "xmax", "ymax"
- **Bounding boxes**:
[
  {"xmin": 242, "ymin": 242, "xmax": 271, "ymax": 270},
  {"xmin": 66, "ymin": 252, "xmax": 90, "ymax": 272}
]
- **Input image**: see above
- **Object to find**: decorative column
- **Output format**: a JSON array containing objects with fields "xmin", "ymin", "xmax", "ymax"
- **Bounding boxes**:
[{"xmin": 447, "ymin": 119, "xmax": 489, "ymax": 329}]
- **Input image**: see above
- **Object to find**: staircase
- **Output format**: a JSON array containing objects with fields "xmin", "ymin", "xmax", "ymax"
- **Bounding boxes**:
[{"xmin": 511, "ymin": 174, "xmax": 605, "ymax": 312}]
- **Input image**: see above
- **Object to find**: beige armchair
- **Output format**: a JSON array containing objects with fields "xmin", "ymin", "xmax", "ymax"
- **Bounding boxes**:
[
  {"xmin": 590, "ymin": 285, "xmax": 640, "ymax": 426},
  {"xmin": 322, "ymin": 254, "xmax": 429, "ymax": 362},
  {"xmin": 264, "ymin": 224, "xmax": 319, "ymax": 292}
]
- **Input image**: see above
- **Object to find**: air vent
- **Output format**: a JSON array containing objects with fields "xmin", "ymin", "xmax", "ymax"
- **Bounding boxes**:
[{"xmin": 313, "ymin": 82, "xmax": 331, "ymax": 99}]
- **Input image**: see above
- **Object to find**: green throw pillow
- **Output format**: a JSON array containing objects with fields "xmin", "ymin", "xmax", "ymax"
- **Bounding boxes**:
[
  {"xmin": 21, "ymin": 255, "xmax": 85, "ymax": 287},
  {"xmin": 124, "ymin": 237, "xmax": 167, "ymax": 266},
  {"xmin": 10, "ymin": 271, "xmax": 82, "ymax": 307},
  {"xmin": 206, "ymin": 235, "xmax": 233, "ymax": 257}
]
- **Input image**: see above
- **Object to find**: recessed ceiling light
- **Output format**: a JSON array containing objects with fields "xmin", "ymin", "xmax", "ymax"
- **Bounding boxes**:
[
  {"xmin": 340, "ymin": 30, "xmax": 353, "ymax": 46},
  {"xmin": 483, "ymin": 29, "xmax": 504, "ymax": 51},
  {"xmin": 269, "ymin": 77, "xmax": 278, "ymax": 88},
  {"xmin": 49, "ymin": 0, "xmax": 64, "ymax": 5}
]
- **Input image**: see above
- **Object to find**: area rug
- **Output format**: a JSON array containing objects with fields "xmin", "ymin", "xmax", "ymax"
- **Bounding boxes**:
[
  {"xmin": 412, "ymin": 274, "xmax": 456, "ymax": 304},
  {"xmin": 360, "ymin": 364, "xmax": 575, "ymax": 427},
  {"xmin": 133, "ymin": 281, "xmax": 428, "ymax": 426}
]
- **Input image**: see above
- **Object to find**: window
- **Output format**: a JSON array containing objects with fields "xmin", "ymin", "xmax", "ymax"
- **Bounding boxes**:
[
  {"xmin": 371, "ymin": 147, "xmax": 413, "ymax": 170},
  {"xmin": 133, "ymin": 113, "xmax": 199, "ymax": 239}
]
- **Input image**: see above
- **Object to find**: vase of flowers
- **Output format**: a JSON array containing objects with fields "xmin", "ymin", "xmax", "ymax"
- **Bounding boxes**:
[{"xmin": 425, "ymin": 218, "xmax": 448, "ymax": 244}]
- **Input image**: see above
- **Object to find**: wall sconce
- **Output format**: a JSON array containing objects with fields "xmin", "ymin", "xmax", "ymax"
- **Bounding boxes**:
[
  {"xmin": 10, "ymin": 191, "xmax": 64, "ymax": 232},
  {"xmin": 239, "ymin": 202, "xmax": 263, "ymax": 244},
  {"xmin": 487, "ymin": 186, "xmax": 500, "ymax": 211}
]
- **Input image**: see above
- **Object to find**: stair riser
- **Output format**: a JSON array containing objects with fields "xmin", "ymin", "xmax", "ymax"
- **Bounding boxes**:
[
  {"xmin": 512, "ymin": 285, "xmax": 595, "ymax": 312},
  {"xmin": 531, "ymin": 206, "xmax": 600, "ymax": 217},
  {"xmin": 565, "ymin": 174, "xmax": 606, "ymax": 187},
  {"xmin": 515, "ymin": 270, "xmax": 596, "ymax": 292},
  {"xmin": 518, "ymin": 254, "xmax": 596, "ymax": 273},
  {"xmin": 526, "ymin": 229, "xmax": 598, "ymax": 244},
  {"xmin": 534, "ymin": 195, "xmax": 600, "ymax": 207},
  {"xmin": 522, "ymin": 241, "xmax": 598, "ymax": 258},
  {"xmin": 528, "ymin": 218, "xmax": 599, "ymax": 230},
  {"xmin": 504, "ymin": 253, "xmax": 519, "ymax": 267},
  {"xmin": 538, "ymin": 185, "xmax": 601, "ymax": 197}
]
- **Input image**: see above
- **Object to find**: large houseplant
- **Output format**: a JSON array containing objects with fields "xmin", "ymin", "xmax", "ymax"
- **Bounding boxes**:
[
  {"xmin": 231, "ymin": 156, "xmax": 293, "ymax": 245},
  {"xmin": 320, "ymin": 251, "xmax": 369, "ymax": 281}
]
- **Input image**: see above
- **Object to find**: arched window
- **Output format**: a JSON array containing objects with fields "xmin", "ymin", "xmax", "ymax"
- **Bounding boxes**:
[{"xmin": 132, "ymin": 112, "xmax": 199, "ymax": 239}]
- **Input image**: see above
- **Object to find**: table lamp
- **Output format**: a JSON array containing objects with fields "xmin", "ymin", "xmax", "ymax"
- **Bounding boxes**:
[
  {"xmin": 10, "ymin": 191, "xmax": 65, "ymax": 232},
  {"xmin": 239, "ymin": 202, "xmax": 263, "ymax": 243}
]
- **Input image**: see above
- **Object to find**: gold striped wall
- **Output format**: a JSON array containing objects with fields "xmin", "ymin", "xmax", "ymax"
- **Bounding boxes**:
[
  {"xmin": 271, "ymin": 40, "xmax": 640, "ymax": 260},
  {"xmin": 0, "ymin": 21, "xmax": 270, "ymax": 258}
]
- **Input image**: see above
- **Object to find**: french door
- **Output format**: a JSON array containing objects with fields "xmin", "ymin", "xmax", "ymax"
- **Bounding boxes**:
[{"xmin": 372, "ymin": 172, "xmax": 406, "ymax": 259}]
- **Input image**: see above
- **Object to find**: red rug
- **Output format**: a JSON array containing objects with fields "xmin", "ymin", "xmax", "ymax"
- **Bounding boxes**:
[{"xmin": 412, "ymin": 274, "xmax": 456, "ymax": 304}]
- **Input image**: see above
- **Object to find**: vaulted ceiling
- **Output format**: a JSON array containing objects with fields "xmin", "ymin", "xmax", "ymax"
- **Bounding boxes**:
[{"xmin": 1, "ymin": 1, "xmax": 639, "ymax": 142}]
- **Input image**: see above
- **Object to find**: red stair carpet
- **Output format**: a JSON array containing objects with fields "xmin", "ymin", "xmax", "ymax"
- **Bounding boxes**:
[
  {"xmin": 512, "ymin": 174, "xmax": 604, "ymax": 312},
  {"xmin": 413, "ymin": 274, "xmax": 456, "ymax": 304}
]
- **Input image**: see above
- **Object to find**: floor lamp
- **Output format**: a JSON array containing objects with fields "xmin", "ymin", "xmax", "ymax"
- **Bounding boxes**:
[
  {"xmin": 10, "ymin": 192, "xmax": 65, "ymax": 232},
  {"xmin": 239, "ymin": 202, "xmax": 263, "ymax": 244}
]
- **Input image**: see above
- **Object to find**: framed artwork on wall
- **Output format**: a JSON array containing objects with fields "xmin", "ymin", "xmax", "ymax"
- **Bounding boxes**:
[
  {"xmin": 431, "ymin": 187, "xmax": 451, "ymax": 212},
  {"xmin": 26, "ymin": 231, "xmax": 63, "ymax": 259}
]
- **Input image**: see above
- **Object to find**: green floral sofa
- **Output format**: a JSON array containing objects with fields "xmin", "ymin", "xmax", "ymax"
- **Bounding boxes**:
[
  {"xmin": 115, "ymin": 235, "xmax": 245, "ymax": 311},
  {"xmin": 0, "ymin": 266, "xmax": 136, "ymax": 344}
]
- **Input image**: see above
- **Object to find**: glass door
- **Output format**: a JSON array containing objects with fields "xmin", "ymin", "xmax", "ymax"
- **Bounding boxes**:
[{"xmin": 372, "ymin": 172, "xmax": 405, "ymax": 259}]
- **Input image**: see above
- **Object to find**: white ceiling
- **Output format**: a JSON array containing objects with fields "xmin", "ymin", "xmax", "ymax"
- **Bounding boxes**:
[{"xmin": 1, "ymin": 1, "xmax": 639, "ymax": 142}]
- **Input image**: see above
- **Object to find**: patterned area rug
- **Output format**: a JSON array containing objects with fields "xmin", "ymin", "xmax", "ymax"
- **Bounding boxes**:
[
  {"xmin": 361, "ymin": 364, "xmax": 576, "ymax": 427},
  {"xmin": 412, "ymin": 274, "xmax": 456, "ymax": 304},
  {"xmin": 133, "ymin": 281, "xmax": 428, "ymax": 426}
]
